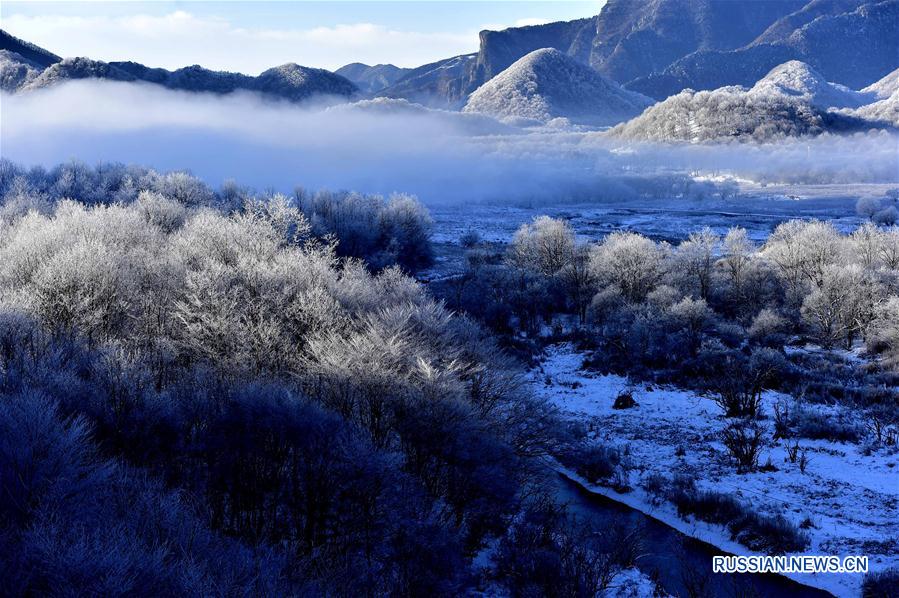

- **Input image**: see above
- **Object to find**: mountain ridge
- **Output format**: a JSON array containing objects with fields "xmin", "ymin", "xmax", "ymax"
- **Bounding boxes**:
[
  {"xmin": 0, "ymin": 31, "xmax": 358, "ymax": 103},
  {"xmin": 335, "ymin": 62, "xmax": 410, "ymax": 94}
]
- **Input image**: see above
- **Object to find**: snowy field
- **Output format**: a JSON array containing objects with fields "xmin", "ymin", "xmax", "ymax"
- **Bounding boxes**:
[
  {"xmin": 423, "ymin": 182, "xmax": 893, "ymax": 280},
  {"xmin": 532, "ymin": 344, "xmax": 899, "ymax": 598}
]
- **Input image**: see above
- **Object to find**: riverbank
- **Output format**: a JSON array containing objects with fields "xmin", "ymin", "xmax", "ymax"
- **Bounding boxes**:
[{"xmin": 534, "ymin": 343, "xmax": 898, "ymax": 598}]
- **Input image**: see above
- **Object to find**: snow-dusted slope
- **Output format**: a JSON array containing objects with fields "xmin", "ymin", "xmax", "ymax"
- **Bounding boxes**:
[
  {"xmin": 628, "ymin": 0, "xmax": 899, "ymax": 100},
  {"xmin": 377, "ymin": 53, "xmax": 477, "ymax": 110},
  {"xmin": 463, "ymin": 48, "xmax": 653, "ymax": 126},
  {"xmin": 862, "ymin": 67, "xmax": 899, "ymax": 100},
  {"xmin": 850, "ymin": 89, "xmax": 899, "ymax": 126},
  {"xmin": 335, "ymin": 63, "xmax": 410, "ymax": 94},
  {"xmin": 253, "ymin": 63, "xmax": 357, "ymax": 101},
  {"xmin": 0, "ymin": 50, "xmax": 42, "ymax": 92},
  {"xmin": 608, "ymin": 58, "xmax": 899, "ymax": 142},
  {"xmin": 608, "ymin": 85, "xmax": 873, "ymax": 143},
  {"xmin": 748, "ymin": 60, "xmax": 869, "ymax": 109},
  {"xmin": 0, "ymin": 29, "xmax": 60, "ymax": 68},
  {"xmin": 23, "ymin": 57, "xmax": 136, "ymax": 90},
  {"xmin": 15, "ymin": 55, "xmax": 357, "ymax": 103}
]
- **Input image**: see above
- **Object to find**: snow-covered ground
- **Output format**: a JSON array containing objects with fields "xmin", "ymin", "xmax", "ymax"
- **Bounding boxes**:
[
  {"xmin": 532, "ymin": 344, "xmax": 899, "ymax": 598},
  {"xmin": 422, "ymin": 183, "xmax": 895, "ymax": 281},
  {"xmin": 603, "ymin": 568, "xmax": 664, "ymax": 598}
]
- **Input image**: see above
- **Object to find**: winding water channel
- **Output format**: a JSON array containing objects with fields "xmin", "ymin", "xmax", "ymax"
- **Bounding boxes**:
[{"xmin": 553, "ymin": 473, "xmax": 835, "ymax": 598}]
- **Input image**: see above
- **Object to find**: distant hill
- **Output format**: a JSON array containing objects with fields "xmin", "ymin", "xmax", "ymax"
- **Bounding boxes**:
[
  {"xmin": 376, "ymin": 54, "xmax": 477, "ymax": 109},
  {"xmin": 253, "ymin": 64, "xmax": 357, "ymax": 101},
  {"xmin": 862, "ymin": 67, "xmax": 899, "ymax": 100},
  {"xmin": 0, "ymin": 29, "xmax": 60, "ymax": 68},
  {"xmin": 23, "ymin": 57, "xmax": 136, "ymax": 90},
  {"xmin": 4, "ymin": 0, "xmax": 896, "ymax": 112},
  {"xmin": 847, "ymin": 89, "xmax": 899, "ymax": 126},
  {"xmin": 609, "ymin": 61, "xmax": 890, "ymax": 142},
  {"xmin": 1, "ymin": 29, "xmax": 358, "ymax": 103},
  {"xmin": 464, "ymin": 48, "xmax": 652, "ymax": 126},
  {"xmin": 748, "ymin": 60, "xmax": 869, "ymax": 109},
  {"xmin": 0, "ymin": 50, "xmax": 43, "ymax": 91},
  {"xmin": 335, "ymin": 63, "xmax": 410, "ymax": 94},
  {"xmin": 374, "ymin": 0, "xmax": 897, "ymax": 108}
]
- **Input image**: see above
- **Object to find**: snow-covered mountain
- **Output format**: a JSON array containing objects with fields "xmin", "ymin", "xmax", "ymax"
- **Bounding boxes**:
[
  {"xmin": 335, "ymin": 63, "xmax": 410, "ymax": 94},
  {"xmin": 0, "ymin": 50, "xmax": 43, "ymax": 91},
  {"xmin": 0, "ymin": 29, "xmax": 60, "ymax": 68},
  {"xmin": 589, "ymin": 0, "xmax": 807, "ymax": 86},
  {"xmin": 862, "ymin": 67, "xmax": 899, "ymax": 100},
  {"xmin": 848, "ymin": 89, "xmax": 899, "ymax": 126},
  {"xmin": 463, "ymin": 48, "xmax": 653, "ymax": 126},
  {"xmin": 363, "ymin": 0, "xmax": 897, "ymax": 109},
  {"xmin": 748, "ymin": 60, "xmax": 869, "ymax": 109},
  {"xmin": 376, "ymin": 54, "xmax": 477, "ymax": 109},
  {"xmin": 4, "ymin": 0, "xmax": 896, "ymax": 114},
  {"xmin": 252, "ymin": 63, "xmax": 357, "ymax": 101},
  {"xmin": 628, "ymin": 0, "xmax": 899, "ymax": 99},
  {"xmin": 474, "ymin": 18, "xmax": 598, "ymax": 86},
  {"xmin": 608, "ymin": 61, "xmax": 892, "ymax": 142},
  {"xmin": 2, "ymin": 29, "xmax": 357, "ymax": 103}
]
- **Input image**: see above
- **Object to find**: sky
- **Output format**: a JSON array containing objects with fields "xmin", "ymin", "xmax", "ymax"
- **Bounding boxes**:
[{"xmin": 0, "ymin": 1, "xmax": 604, "ymax": 73}]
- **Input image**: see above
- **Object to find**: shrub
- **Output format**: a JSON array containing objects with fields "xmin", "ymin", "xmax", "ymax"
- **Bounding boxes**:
[
  {"xmin": 728, "ymin": 512, "xmax": 810, "ymax": 554},
  {"xmin": 703, "ymin": 347, "xmax": 785, "ymax": 418},
  {"xmin": 494, "ymin": 498, "xmax": 638, "ymax": 598},
  {"xmin": 671, "ymin": 486, "xmax": 809, "ymax": 554},
  {"xmin": 297, "ymin": 189, "xmax": 434, "ymax": 271},
  {"xmin": 558, "ymin": 443, "xmax": 622, "ymax": 485},
  {"xmin": 721, "ymin": 420, "xmax": 765, "ymax": 472},
  {"xmin": 862, "ymin": 568, "xmax": 899, "ymax": 598},
  {"xmin": 857, "ymin": 196, "xmax": 885, "ymax": 219},
  {"xmin": 641, "ymin": 473, "xmax": 667, "ymax": 505},
  {"xmin": 793, "ymin": 408, "xmax": 862, "ymax": 442},
  {"xmin": 873, "ymin": 206, "xmax": 899, "ymax": 226},
  {"xmin": 772, "ymin": 400, "xmax": 792, "ymax": 440},
  {"xmin": 588, "ymin": 232, "xmax": 667, "ymax": 303},
  {"xmin": 672, "ymin": 488, "xmax": 745, "ymax": 525},
  {"xmin": 460, "ymin": 228, "xmax": 481, "ymax": 248},
  {"xmin": 748, "ymin": 308, "xmax": 789, "ymax": 346},
  {"xmin": 508, "ymin": 216, "xmax": 575, "ymax": 276}
]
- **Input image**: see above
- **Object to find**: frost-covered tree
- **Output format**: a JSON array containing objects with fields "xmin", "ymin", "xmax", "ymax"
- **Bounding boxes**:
[
  {"xmin": 719, "ymin": 227, "xmax": 754, "ymax": 300},
  {"xmin": 879, "ymin": 227, "xmax": 899, "ymax": 271},
  {"xmin": 857, "ymin": 196, "xmax": 885, "ymax": 220},
  {"xmin": 588, "ymin": 232, "xmax": 667, "ymax": 303},
  {"xmin": 801, "ymin": 265, "xmax": 881, "ymax": 348},
  {"xmin": 557, "ymin": 243, "xmax": 595, "ymax": 323},
  {"xmin": 508, "ymin": 216, "xmax": 576, "ymax": 276},
  {"xmin": 763, "ymin": 220, "xmax": 845, "ymax": 302},
  {"xmin": 668, "ymin": 296, "xmax": 713, "ymax": 354},
  {"xmin": 675, "ymin": 227, "xmax": 719, "ymax": 299}
]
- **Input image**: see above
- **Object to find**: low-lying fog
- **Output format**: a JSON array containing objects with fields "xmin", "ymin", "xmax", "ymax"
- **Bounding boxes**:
[{"xmin": 3, "ymin": 80, "xmax": 897, "ymax": 204}]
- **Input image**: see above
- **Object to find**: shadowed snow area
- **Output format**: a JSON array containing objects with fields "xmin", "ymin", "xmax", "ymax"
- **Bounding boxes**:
[{"xmin": 535, "ymin": 344, "xmax": 899, "ymax": 598}]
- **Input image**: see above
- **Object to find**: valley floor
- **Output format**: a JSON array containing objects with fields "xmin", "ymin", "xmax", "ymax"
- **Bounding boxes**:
[
  {"xmin": 422, "ymin": 183, "xmax": 894, "ymax": 281},
  {"xmin": 531, "ymin": 344, "xmax": 899, "ymax": 598}
]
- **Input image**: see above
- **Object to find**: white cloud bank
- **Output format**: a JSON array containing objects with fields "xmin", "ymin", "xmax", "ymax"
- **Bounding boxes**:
[{"xmin": 2, "ymin": 81, "xmax": 897, "ymax": 204}]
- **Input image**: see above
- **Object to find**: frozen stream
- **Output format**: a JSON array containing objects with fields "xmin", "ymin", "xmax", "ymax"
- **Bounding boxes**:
[{"xmin": 553, "ymin": 473, "xmax": 835, "ymax": 598}]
